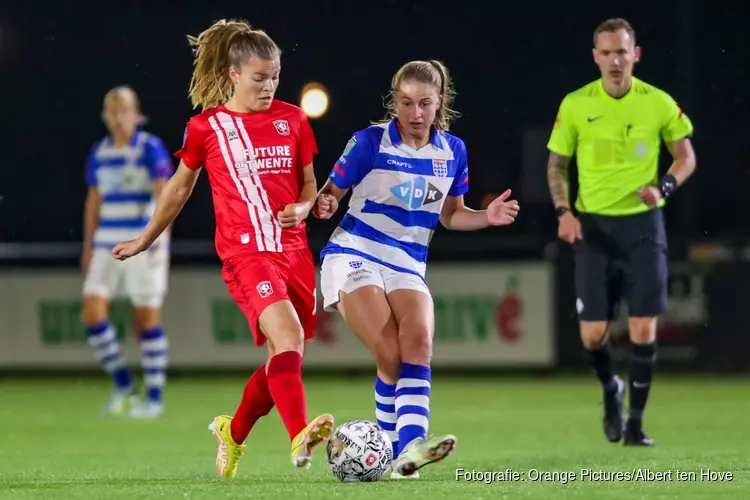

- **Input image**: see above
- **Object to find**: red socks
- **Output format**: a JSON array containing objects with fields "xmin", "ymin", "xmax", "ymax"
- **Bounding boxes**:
[
  {"xmin": 230, "ymin": 365, "xmax": 274, "ymax": 444},
  {"xmin": 266, "ymin": 351, "xmax": 308, "ymax": 441}
]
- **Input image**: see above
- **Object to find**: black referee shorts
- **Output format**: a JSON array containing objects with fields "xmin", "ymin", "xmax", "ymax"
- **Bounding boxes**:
[{"xmin": 573, "ymin": 208, "xmax": 668, "ymax": 321}]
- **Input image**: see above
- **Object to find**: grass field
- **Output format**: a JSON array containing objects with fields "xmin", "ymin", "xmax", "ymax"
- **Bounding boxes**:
[{"xmin": 0, "ymin": 375, "xmax": 748, "ymax": 499}]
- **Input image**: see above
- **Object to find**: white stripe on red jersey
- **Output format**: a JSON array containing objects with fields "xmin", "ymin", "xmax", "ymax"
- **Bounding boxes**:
[{"xmin": 175, "ymin": 100, "xmax": 319, "ymax": 261}]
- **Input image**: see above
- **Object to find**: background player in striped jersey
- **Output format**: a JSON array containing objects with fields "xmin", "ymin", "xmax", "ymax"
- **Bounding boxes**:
[
  {"xmin": 547, "ymin": 18, "xmax": 696, "ymax": 446},
  {"xmin": 112, "ymin": 19, "xmax": 333, "ymax": 477},
  {"xmin": 314, "ymin": 60, "xmax": 520, "ymax": 478},
  {"xmin": 82, "ymin": 86, "xmax": 173, "ymax": 419}
]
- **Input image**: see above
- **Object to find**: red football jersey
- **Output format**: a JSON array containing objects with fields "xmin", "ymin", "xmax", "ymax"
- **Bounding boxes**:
[{"xmin": 175, "ymin": 100, "xmax": 318, "ymax": 261}]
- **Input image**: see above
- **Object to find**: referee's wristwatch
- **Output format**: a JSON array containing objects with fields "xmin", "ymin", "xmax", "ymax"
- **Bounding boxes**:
[{"xmin": 555, "ymin": 207, "xmax": 570, "ymax": 218}]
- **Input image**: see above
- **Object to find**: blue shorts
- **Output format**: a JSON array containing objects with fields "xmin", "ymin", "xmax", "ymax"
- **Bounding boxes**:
[{"xmin": 573, "ymin": 208, "xmax": 668, "ymax": 321}]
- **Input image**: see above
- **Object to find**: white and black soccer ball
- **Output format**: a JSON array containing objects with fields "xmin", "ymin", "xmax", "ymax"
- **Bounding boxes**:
[{"xmin": 326, "ymin": 419, "xmax": 393, "ymax": 482}]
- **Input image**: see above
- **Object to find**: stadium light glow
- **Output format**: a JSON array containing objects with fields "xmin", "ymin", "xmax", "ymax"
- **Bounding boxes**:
[{"xmin": 300, "ymin": 83, "xmax": 329, "ymax": 119}]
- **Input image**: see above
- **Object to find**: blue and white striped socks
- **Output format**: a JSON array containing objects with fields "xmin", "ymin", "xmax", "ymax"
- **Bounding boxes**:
[
  {"xmin": 86, "ymin": 321, "xmax": 133, "ymax": 390},
  {"xmin": 140, "ymin": 326, "xmax": 168, "ymax": 403},
  {"xmin": 395, "ymin": 363, "xmax": 431, "ymax": 452},
  {"xmin": 375, "ymin": 376, "xmax": 399, "ymax": 457}
]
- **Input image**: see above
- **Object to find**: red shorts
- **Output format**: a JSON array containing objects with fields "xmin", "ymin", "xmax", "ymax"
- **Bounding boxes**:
[{"xmin": 221, "ymin": 248, "xmax": 316, "ymax": 347}]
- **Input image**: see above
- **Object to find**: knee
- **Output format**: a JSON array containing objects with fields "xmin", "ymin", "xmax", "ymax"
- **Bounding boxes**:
[
  {"xmin": 628, "ymin": 317, "xmax": 657, "ymax": 344},
  {"xmin": 269, "ymin": 322, "xmax": 305, "ymax": 355},
  {"xmin": 580, "ymin": 321, "xmax": 610, "ymax": 350},
  {"xmin": 133, "ymin": 307, "xmax": 161, "ymax": 333},
  {"xmin": 398, "ymin": 322, "xmax": 433, "ymax": 365},
  {"xmin": 81, "ymin": 297, "xmax": 107, "ymax": 326}
]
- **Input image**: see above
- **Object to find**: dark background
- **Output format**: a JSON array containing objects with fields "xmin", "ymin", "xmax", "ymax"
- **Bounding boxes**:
[
  {"xmin": 1, "ymin": 0, "xmax": 749, "ymax": 372},
  {"xmin": 2, "ymin": 0, "xmax": 747, "ymax": 250}
]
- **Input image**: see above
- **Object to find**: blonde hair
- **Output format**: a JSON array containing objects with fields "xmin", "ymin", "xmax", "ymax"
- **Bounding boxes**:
[
  {"xmin": 382, "ymin": 60, "xmax": 459, "ymax": 131},
  {"xmin": 103, "ymin": 85, "xmax": 147, "ymax": 125},
  {"xmin": 186, "ymin": 19, "xmax": 281, "ymax": 110}
]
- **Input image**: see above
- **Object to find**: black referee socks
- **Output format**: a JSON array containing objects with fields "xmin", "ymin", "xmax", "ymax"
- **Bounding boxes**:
[{"xmin": 628, "ymin": 342, "xmax": 657, "ymax": 422}]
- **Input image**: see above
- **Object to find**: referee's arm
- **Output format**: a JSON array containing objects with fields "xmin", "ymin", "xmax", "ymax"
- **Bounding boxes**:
[
  {"xmin": 657, "ymin": 93, "xmax": 697, "ymax": 198},
  {"xmin": 664, "ymin": 138, "xmax": 696, "ymax": 186},
  {"xmin": 546, "ymin": 97, "xmax": 578, "ymax": 209}
]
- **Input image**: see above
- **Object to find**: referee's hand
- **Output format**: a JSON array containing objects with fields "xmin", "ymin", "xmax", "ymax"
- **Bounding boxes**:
[{"xmin": 558, "ymin": 212, "xmax": 583, "ymax": 244}]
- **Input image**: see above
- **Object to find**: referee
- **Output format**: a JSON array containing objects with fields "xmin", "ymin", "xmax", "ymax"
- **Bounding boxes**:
[{"xmin": 546, "ymin": 18, "xmax": 697, "ymax": 446}]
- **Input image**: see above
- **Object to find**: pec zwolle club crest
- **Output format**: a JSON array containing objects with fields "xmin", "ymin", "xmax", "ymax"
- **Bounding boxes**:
[
  {"xmin": 432, "ymin": 158, "xmax": 448, "ymax": 177},
  {"xmin": 273, "ymin": 120, "xmax": 290, "ymax": 136}
]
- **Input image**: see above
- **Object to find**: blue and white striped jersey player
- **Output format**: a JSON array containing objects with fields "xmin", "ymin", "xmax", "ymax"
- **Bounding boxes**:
[
  {"xmin": 81, "ymin": 86, "xmax": 174, "ymax": 419},
  {"xmin": 314, "ymin": 60, "xmax": 520, "ymax": 479}
]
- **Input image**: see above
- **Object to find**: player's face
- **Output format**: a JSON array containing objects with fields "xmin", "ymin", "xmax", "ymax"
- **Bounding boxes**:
[
  {"xmin": 233, "ymin": 56, "xmax": 281, "ymax": 112},
  {"xmin": 593, "ymin": 29, "xmax": 641, "ymax": 85},
  {"xmin": 103, "ymin": 96, "xmax": 139, "ymax": 138},
  {"xmin": 394, "ymin": 80, "xmax": 440, "ymax": 138}
]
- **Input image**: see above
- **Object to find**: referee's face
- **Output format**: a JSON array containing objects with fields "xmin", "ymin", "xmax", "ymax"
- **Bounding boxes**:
[{"xmin": 593, "ymin": 29, "xmax": 641, "ymax": 85}]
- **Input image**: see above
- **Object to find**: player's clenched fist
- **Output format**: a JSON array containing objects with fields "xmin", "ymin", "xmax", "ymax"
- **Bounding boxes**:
[
  {"xmin": 313, "ymin": 194, "xmax": 338, "ymax": 220},
  {"xmin": 112, "ymin": 239, "xmax": 147, "ymax": 261},
  {"xmin": 277, "ymin": 202, "xmax": 311, "ymax": 229}
]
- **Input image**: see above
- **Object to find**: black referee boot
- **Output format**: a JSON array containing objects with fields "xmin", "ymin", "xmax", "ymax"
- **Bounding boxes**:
[
  {"xmin": 623, "ymin": 418, "xmax": 656, "ymax": 447},
  {"xmin": 603, "ymin": 376, "xmax": 626, "ymax": 442}
]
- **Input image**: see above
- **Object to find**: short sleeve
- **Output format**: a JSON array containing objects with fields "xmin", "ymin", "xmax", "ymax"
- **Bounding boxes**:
[
  {"xmin": 145, "ymin": 137, "xmax": 175, "ymax": 180},
  {"xmin": 659, "ymin": 92, "xmax": 694, "ymax": 143},
  {"xmin": 85, "ymin": 144, "xmax": 98, "ymax": 187},
  {"xmin": 174, "ymin": 117, "xmax": 206, "ymax": 170},
  {"xmin": 448, "ymin": 140, "xmax": 469, "ymax": 197},
  {"xmin": 298, "ymin": 114, "xmax": 319, "ymax": 167},
  {"xmin": 329, "ymin": 132, "xmax": 371, "ymax": 189},
  {"xmin": 547, "ymin": 96, "xmax": 578, "ymax": 157}
]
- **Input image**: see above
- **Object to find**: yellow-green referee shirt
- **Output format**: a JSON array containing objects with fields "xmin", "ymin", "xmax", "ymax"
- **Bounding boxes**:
[{"xmin": 547, "ymin": 77, "xmax": 694, "ymax": 215}]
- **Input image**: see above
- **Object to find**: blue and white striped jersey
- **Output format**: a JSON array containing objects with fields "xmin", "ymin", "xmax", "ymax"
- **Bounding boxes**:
[
  {"xmin": 320, "ymin": 119, "xmax": 469, "ymax": 279},
  {"xmin": 86, "ymin": 130, "xmax": 174, "ymax": 249}
]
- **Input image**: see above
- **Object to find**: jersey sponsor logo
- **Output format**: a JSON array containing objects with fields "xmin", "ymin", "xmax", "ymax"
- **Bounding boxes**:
[
  {"xmin": 390, "ymin": 177, "xmax": 444, "ymax": 209},
  {"xmin": 348, "ymin": 261, "xmax": 363, "ymax": 269},
  {"xmin": 227, "ymin": 129, "xmax": 239, "ymax": 141},
  {"xmin": 256, "ymin": 280, "xmax": 274, "ymax": 298},
  {"xmin": 234, "ymin": 145, "xmax": 293, "ymax": 177},
  {"xmin": 273, "ymin": 120, "xmax": 290, "ymax": 136},
  {"xmin": 432, "ymin": 158, "xmax": 448, "ymax": 177},
  {"xmin": 387, "ymin": 159, "xmax": 413, "ymax": 169}
]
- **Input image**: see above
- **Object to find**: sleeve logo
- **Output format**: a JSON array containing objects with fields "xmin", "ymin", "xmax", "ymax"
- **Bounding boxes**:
[
  {"xmin": 553, "ymin": 112, "xmax": 561, "ymax": 129},
  {"xmin": 342, "ymin": 136, "xmax": 357, "ymax": 157}
]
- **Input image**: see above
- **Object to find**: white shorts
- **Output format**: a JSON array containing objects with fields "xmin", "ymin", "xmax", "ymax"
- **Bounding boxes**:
[
  {"xmin": 83, "ymin": 245, "xmax": 170, "ymax": 308},
  {"xmin": 320, "ymin": 253, "xmax": 430, "ymax": 312}
]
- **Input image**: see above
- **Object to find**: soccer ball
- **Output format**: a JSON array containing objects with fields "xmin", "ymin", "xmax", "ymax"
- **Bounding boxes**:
[{"xmin": 326, "ymin": 419, "xmax": 393, "ymax": 482}]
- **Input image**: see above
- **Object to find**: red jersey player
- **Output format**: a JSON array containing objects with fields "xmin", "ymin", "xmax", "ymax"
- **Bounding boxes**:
[{"xmin": 112, "ymin": 19, "xmax": 334, "ymax": 477}]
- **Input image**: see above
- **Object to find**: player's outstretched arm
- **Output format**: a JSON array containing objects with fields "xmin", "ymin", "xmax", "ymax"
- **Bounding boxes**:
[
  {"xmin": 112, "ymin": 162, "xmax": 200, "ymax": 260},
  {"xmin": 439, "ymin": 191, "xmax": 519, "ymax": 231}
]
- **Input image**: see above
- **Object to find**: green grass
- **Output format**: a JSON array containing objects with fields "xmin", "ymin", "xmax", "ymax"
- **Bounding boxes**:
[{"xmin": 0, "ymin": 375, "xmax": 748, "ymax": 499}]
